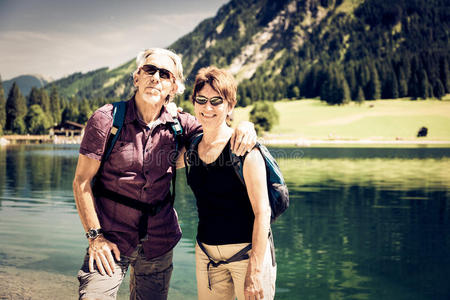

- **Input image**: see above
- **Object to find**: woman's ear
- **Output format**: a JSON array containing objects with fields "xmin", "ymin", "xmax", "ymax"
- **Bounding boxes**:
[{"xmin": 228, "ymin": 101, "xmax": 235, "ymax": 113}]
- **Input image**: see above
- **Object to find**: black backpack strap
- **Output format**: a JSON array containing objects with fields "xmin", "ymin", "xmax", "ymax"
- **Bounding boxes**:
[
  {"xmin": 93, "ymin": 101, "xmax": 127, "ymax": 195},
  {"xmin": 103, "ymin": 101, "xmax": 127, "ymax": 162},
  {"xmin": 95, "ymin": 181, "xmax": 172, "ymax": 240},
  {"xmin": 167, "ymin": 111, "xmax": 183, "ymax": 206},
  {"xmin": 229, "ymin": 144, "xmax": 247, "ymax": 186},
  {"xmin": 196, "ymin": 237, "xmax": 252, "ymax": 290},
  {"xmin": 184, "ymin": 133, "xmax": 203, "ymax": 185}
]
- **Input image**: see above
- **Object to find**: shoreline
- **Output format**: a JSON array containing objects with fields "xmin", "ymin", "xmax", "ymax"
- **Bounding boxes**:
[
  {"xmin": 261, "ymin": 138, "xmax": 450, "ymax": 147},
  {"xmin": 2, "ymin": 135, "xmax": 450, "ymax": 147}
]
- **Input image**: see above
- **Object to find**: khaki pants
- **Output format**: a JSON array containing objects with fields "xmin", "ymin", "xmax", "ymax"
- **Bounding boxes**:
[
  {"xmin": 195, "ymin": 240, "xmax": 276, "ymax": 300},
  {"xmin": 78, "ymin": 245, "xmax": 173, "ymax": 300}
]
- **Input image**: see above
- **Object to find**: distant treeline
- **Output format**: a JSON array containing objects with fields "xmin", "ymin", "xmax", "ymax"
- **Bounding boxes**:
[
  {"xmin": 228, "ymin": 0, "xmax": 450, "ymax": 106},
  {"xmin": 0, "ymin": 78, "xmax": 109, "ymax": 135},
  {"xmin": 233, "ymin": 51, "xmax": 450, "ymax": 106}
]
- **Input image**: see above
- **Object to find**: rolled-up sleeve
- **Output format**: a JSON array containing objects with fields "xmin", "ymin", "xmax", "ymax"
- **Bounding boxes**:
[
  {"xmin": 79, "ymin": 105, "xmax": 113, "ymax": 161},
  {"xmin": 178, "ymin": 112, "xmax": 202, "ymax": 148}
]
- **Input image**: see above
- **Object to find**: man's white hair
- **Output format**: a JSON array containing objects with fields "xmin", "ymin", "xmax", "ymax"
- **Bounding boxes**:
[{"xmin": 133, "ymin": 48, "xmax": 185, "ymax": 95}]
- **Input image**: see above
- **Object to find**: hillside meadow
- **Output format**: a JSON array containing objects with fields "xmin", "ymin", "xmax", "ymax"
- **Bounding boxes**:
[{"xmin": 232, "ymin": 97, "xmax": 450, "ymax": 143}]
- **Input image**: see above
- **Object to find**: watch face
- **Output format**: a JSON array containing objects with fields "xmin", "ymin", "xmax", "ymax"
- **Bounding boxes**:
[{"xmin": 86, "ymin": 228, "xmax": 102, "ymax": 239}]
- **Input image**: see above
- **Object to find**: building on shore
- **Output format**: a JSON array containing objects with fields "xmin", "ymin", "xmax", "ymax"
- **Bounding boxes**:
[{"xmin": 50, "ymin": 121, "xmax": 85, "ymax": 138}]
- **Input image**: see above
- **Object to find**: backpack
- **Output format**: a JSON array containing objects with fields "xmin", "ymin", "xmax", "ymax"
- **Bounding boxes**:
[
  {"xmin": 93, "ymin": 100, "xmax": 183, "ymax": 239},
  {"xmin": 185, "ymin": 133, "xmax": 289, "ymax": 223}
]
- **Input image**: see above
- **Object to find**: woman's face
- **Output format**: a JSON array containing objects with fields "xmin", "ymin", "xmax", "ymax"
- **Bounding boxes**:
[
  {"xmin": 194, "ymin": 83, "xmax": 231, "ymax": 130},
  {"xmin": 134, "ymin": 53, "xmax": 177, "ymax": 105}
]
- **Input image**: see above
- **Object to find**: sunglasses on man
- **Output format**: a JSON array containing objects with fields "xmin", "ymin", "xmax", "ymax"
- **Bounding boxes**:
[
  {"xmin": 194, "ymin": 95, "xmax": 224, "ymax": 106},
  {"xmin": 141, "ymin": 64, "xmax": 173, "ymax": 80}
]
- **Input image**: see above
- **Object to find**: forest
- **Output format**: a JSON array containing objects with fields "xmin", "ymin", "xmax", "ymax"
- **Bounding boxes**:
[{"xmin": 0, "ymin": 0, "xmax": 448, "ymax": 134}]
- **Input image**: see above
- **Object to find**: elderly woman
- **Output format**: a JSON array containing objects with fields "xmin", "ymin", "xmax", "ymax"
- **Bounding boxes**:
[
  {"xmin": 179, "ymin": 66, "xmax": 276, "ymax": 300},
  {"xmin": 74, "ymin": 49, "xmax": 256, "ymax": 300}
]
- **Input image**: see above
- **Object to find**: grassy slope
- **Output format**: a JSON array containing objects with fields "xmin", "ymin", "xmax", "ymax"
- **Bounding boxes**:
[{"xmin": 232, "ymin": 97, "xmax": 450, "ymax": 141}]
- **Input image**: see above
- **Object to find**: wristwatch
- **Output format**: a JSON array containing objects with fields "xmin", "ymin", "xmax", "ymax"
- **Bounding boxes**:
[{"xmin": 85, "ymin": 228, "xmax": 103, "ymax": 239}]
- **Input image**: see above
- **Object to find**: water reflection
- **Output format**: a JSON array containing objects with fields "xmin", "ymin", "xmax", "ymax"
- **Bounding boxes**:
[
  {"xmin": 0, "ymin": 145, "xmax": 448, "ymax": 299},
  {"xmin": 1, "ymin": 145, "xmax": 78, "ymax": 209},
  {"xmin": 270, "ymin": 152, "xmax": 450, "ymax": 300}
]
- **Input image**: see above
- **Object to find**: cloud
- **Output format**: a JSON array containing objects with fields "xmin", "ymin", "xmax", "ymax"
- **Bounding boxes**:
[{"xmin": 0, "ymin": 10, "xmax": 218, "ymax": 80}]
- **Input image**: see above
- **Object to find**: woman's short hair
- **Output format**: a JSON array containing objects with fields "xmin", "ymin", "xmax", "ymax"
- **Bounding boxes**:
[
  {"xmin": 191, "ymin": 66, "xmax": 237, "ymax": 108},
  {"xmin": 133, "ymin": 48, "xmax": 185, "ymax": 95}
]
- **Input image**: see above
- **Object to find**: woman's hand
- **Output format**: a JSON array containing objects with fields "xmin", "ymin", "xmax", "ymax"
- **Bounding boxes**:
[
  {"xmin": 244, "ymin": 266, "xmax": 265, "ymax": 300},
  {"xmin": 88, "ymin": 235, "xmax": 121, "ymax": 276}
]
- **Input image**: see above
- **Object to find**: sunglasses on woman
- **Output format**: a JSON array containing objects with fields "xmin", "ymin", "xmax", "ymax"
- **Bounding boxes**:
[
  {"xmin": 194, "ymin": 95, "xmax": 224, "ymax": 106},
  {"xmin": 141, "ymin": 64, "xmax": 173, "ymax": 80}
]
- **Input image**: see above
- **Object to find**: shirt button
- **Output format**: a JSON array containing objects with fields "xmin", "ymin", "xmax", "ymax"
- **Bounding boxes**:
[{"xmin": 143, "ymin": 187, "xmax": 147, "ymax": 191}]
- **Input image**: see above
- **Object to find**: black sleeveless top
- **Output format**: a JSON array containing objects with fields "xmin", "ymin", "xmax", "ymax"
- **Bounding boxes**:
[{"xmin": 187, "ymin": 141, "xmax": 254, "ymax": 245}]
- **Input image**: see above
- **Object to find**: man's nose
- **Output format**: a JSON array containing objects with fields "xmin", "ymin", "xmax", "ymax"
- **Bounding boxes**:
[{"xmin": 150, "ymin": 71, "xmax": 160, "ymax": 82}]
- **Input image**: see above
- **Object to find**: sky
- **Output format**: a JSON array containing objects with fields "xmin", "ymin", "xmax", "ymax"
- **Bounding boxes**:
[{"xmin": 0, "ymin": 0, "xmax": 229, "ymax": 81}]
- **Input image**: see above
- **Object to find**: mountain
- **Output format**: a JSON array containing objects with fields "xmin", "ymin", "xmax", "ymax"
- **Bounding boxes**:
[
  {"xmin": 47, "ymin": 0, "xmax": 450, "ymax": 105},
  {"xmin": 3, "ymin": 74, "xmax": 50, "ymax": 97}
]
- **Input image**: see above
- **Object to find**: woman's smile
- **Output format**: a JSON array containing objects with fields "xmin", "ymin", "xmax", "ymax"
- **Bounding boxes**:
[{"xmin": 200, "ymin": 112, "xmax": 217, "ymax": 118}]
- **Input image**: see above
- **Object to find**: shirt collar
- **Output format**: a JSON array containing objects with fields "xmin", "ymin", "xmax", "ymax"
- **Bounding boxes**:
[{"xmin": 124, "ymin": 95, "xmax": 176, "ymax": 126}]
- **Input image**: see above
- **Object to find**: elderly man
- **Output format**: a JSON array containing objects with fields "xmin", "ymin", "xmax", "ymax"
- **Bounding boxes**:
[{"xmin": 73, "ymin": 48, "xmax": 256, "ymax": 300}]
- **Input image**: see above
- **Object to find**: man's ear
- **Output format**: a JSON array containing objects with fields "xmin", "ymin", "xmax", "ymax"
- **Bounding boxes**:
[
  {"xmin": 171, "ymin": 81, "xmax": 178, "ymax": 95},
  {"xmin": 133, "ymin": 71, "xmax": 140, "ymax": 87}
]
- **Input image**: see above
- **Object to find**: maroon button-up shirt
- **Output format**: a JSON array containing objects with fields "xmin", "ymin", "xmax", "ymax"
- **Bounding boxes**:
[{"xmin": 80, "ymin": 97, "xmax": 201, "ymax": 259}]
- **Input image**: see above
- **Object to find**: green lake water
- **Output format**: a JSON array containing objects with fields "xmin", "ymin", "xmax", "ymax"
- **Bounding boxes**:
[{"xmin": 0, "ymin": 144, "xmax": 449, "ymax": 299}]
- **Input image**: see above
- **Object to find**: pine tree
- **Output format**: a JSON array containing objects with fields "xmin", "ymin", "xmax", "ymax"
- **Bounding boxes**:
[
  {"xmin": 61, "ymin": 97, "xmax": 80, "ymax": 123},
  {"xmin": 397, "ymin": 68, "xmax": 408, "ymax": 97},
  {"xmin": 382, "ymin": 69, "xmax": 399, "ymax": 99},
  {"xmin": 28, "ymin": 87, "xmax": 41, "ymax": 106},
  {"xmin": 0, "ymin": 76, "xmax": 6, "ymax": 133},
  {"xmin": 346, "ymin": 65, "xmax": 357, "ymax": 100},
  {"xmin": 357, "ymin": 63, "xmax": 370, "ymax": 99},
  {"xmin": 40, "ymin": 88, "xmax": 53, "ymax": 124},
  {"xmin": 433, "ymin": 79, "xmax": 445, "ymax": 100},
  {"xmin": 366, "ymin": 64, "xmax": 381, "ymax": 100},
  {"xmin": 50, "ymin": 85, "xmax": 62, "ymax": 125},
  {"xmin": 5, "ymin": 82, "xmax": 27, "ymax": 133},
  {"xmin": 439, "ymin": 56, "xmax": 449, "ymax": 93},
  {"xmin": 355, "ymin": 86, "xmax": 365, "ymax": 104},
  {"xmin": 340, "ymin": 76, "xmax": 351, "ymax": 105},
  {"xmin": 418, "ymin": 70, "xmax": 430, "ymax": 99},
  {"xmin": 322, "ymin": 70, "xmax": 351, "ymax": 105},
  {"xmin": 291, "ymin": 86, "xmax": 300, "ymax": 99},
  {"xmin": 78, "ymin": 98, "xmax": 93, "ymax": 124},
  {"xmin": 320, "ymin": 68, "xmax": 334, "ymax": 104}
]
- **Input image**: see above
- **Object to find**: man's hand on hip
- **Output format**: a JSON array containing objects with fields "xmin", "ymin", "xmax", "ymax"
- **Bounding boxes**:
[{"xmin": 88, "ymin": 235, "xmax": 121, "ymax": 276}]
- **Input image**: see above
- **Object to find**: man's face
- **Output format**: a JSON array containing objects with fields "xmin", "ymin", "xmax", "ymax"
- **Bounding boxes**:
[{"xmin": 134, "ymin": 53, "xmax": 177, "ymax": 105}]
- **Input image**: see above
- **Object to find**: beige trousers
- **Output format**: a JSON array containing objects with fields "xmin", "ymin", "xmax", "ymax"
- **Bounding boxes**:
[{"xmin": 195, "ymin": 240, "xmax": 276, "ymax": 300}]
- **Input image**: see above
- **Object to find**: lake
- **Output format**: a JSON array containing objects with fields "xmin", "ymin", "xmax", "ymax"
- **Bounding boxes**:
[{"xmin": 0, "ymin": 144, "xmax": 449, "ymax": 299}]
